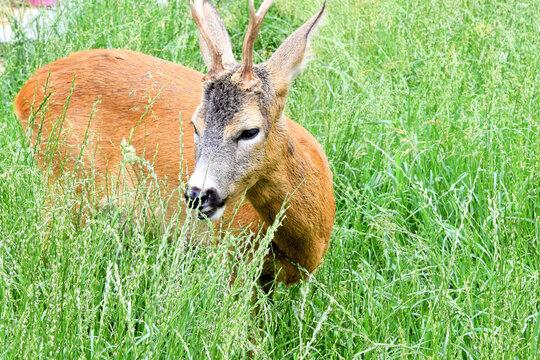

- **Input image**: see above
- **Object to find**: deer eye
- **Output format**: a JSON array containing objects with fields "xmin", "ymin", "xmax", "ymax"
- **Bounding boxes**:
[{"xmin": 238, "ymin": 128, "xmax": 260, "ymax": 141}]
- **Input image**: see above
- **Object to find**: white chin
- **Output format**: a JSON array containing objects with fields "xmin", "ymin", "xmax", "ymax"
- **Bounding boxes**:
[{"xmin": 208, "ymin": 205, "xmax": 226, "ymax": 221}]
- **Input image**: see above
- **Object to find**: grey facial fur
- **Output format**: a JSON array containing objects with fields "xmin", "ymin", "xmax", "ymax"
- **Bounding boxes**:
[
  {"xmin": 202, "ymin": 71, "xmax": 246, "ymax": 133},
  {"xmin": 252, "ymin": 66, "xmax": 273, "ymax": 121},
  {"xmin": 200, "ymin": 65, "xmax": 273, "ymax": 136}
]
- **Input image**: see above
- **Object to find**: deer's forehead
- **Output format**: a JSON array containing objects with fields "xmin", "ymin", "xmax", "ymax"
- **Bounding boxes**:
[
  {"xmin": 201, "ymin": 76, "xmax": 246, "ymax": 131},
  {"xmin": 198, "ymin": 66, "xmax": 273, "ymax": 131}
]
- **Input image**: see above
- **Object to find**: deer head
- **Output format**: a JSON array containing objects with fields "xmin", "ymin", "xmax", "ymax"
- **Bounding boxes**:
[{"xmin": 185, "ymin": 0, "xmax": 326, "ymax": 220}]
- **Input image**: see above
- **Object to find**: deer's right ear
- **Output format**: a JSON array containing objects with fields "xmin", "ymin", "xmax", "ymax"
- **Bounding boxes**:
[
  {"xmin": 192, "ymin": 0, "xmax": 236, "ymax": 70},
  {"xmin": 265, "ymin": 2, "xmax": 326, "ymax": 84}
]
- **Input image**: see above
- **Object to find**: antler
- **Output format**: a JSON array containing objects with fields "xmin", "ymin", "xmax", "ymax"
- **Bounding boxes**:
[
  {"xmin": 190, "ymin": 0, "xmax": 226, "ymax": 79},
  {"xmin": 237, "ymin": 0, "xmax": 273, "ymax": 90}
]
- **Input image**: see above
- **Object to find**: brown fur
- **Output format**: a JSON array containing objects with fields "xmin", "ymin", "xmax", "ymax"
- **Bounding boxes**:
[{"xmin": 15, "ymin": 45, "xmax": 333, "ymax": 287}]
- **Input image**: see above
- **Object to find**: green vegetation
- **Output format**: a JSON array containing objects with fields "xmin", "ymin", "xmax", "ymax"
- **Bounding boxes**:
[{"xmin": 0, "ymin": 0, "xmax": 538, "ymax": 358}]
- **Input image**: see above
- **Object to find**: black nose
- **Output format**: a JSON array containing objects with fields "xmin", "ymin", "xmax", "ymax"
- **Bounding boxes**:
[
  {"xmin": 184, "ymin": 187, "xmax": 201, "ymax": 209},
  {"xmin": 184, "ymin": 187, "xmax": 221, "ymax": 209}
]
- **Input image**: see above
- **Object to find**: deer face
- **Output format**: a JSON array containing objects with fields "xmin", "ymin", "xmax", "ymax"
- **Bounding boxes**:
[
  {"xmin": 186, "ymin": 67, "xmax": 276, "ymax": 220},
  {"xmin": 185, "ymin": 0, "xmax": 325, "ymax": 220}
]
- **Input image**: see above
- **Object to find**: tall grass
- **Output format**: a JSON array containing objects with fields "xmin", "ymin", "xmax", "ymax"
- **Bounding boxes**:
[{"xmin": 1, "ymin": 0, "xmax": 539, "ymax": 358}]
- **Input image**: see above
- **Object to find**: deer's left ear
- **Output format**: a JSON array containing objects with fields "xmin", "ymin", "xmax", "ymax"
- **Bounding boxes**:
[{"xmin": 265, "ymin": 2, "xmax": 326, "ymax": 84}]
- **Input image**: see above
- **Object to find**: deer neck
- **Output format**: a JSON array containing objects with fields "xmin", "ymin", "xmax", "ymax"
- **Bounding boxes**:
[{"xmin": 246, "ymin": 128, "xmax": 332, "ymax": 272}]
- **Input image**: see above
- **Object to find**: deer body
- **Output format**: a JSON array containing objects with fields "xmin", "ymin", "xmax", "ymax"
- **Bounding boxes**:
[{"xmin": 14, "ymin": 0, "xmax": 334, "ymax": 288}]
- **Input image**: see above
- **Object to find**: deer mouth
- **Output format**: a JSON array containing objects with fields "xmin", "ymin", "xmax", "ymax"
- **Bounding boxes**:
[{"xmin": 197, "ymin": 204, "xmax": 226, "ymax": 221}]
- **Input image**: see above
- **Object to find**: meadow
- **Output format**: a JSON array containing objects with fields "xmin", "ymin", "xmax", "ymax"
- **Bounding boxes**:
[{"xmin": 0, "ymin": 0, "xmax": 538, "ymax": 358}]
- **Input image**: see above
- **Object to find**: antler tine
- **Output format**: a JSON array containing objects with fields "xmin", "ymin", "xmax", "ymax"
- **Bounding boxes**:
[
  {"xmin": 237, "ymin": 0, "xmax": 274, "ymax": 90},
  {"xmin": 190, "ymin": 0, "xmax": 225, "ymax": 79}
]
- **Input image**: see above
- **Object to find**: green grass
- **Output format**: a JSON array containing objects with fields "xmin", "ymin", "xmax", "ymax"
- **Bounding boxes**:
[{"xmin": 1, "ymin": 0, "xmax": 539, "ymax": 358}]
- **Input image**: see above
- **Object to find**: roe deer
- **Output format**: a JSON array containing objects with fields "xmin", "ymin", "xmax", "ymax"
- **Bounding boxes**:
[{"xmin": 14, "ymin": 0, "xmax": 335, "ymax": 290}]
